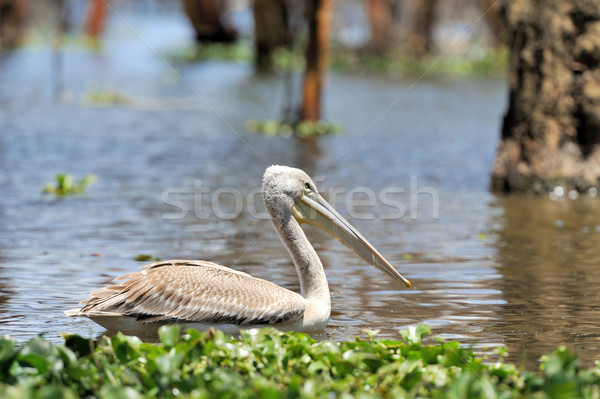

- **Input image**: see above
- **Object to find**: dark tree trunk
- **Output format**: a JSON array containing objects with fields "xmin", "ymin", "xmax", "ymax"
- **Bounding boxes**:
[
  {"xmin": 491, "ymin": 0, "xmax": 600, "ymax": 193},
  {"xmin": 85, "ymin": 0, "xmax": 106, "ymax": 39},
  {"xmin": 300, "ymin": 0, "xmax": 334, "ymax": 122},
  {"xmin": 252, "ymin": 0, "xmax": 290, "ymax": 71},
  {"xmin": 180, "ymin": 0, "xmax": 237, "ymax": 43},
  {"xmin": 366, "ymin": 0, "xmax": 395, "ymax": 54},
  {"xmin": 408, "ymin": 0, "xmax": 438, "ymax": 57},
  {"xmin": 0, "ymin": 0, "xmax": 26, "ymax": 48}
]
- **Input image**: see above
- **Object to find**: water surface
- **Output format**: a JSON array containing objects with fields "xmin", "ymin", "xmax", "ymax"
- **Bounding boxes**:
[{"xmin": 1, "ymin": 7, "xmax": 600, "ymax": 369}]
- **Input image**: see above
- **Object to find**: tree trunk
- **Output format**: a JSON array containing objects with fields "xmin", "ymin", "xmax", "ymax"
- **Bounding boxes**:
[
  {"xmin": 252, "ymin": 0, "xmax": 290, "ymax": 71},
  {"xmin": 85, "ymin": 0, "xmax": 106, "ymax": 39},
  {"xmin": 180, "ymin": 0, "xmax": 237, "ymax": 43},
  {"xmin": 300, "ymin": 0, "xmax": 334, "ymax": 122},
  {"xmin": 491, "ymin": 0, "xmax": 600, "ymax": 193},
  {"xmin": 407, "ymin": 0, "xmax": 438, "ymax": 57},
  {"xmin": 0, "ymin": 0, "xmax": 27, "ymax": 48},
  {"xmin": 366, "ymin": 0, "xmax": 395, "ymax": 54}
]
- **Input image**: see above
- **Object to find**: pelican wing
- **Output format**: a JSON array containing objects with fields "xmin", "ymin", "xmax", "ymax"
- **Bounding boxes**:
[{"xmin": 78, "ymin": 260, "xmax": 306, "ymax": 326}]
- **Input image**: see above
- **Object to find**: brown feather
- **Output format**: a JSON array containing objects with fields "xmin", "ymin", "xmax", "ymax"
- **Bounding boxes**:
[{"xmin": 79, "ymin": 260, "xmax": 305, "ymax": 326}]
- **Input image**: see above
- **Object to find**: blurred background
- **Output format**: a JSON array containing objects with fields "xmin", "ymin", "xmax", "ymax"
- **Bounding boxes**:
[{"xmin": 1, "ymin": 0, "xmax": 600, "ymax": 369}]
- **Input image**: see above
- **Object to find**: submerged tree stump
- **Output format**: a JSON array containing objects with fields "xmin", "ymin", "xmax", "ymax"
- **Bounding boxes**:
[
  {"xmin": 492, "ymin": 1, "xmax": 600, "ymax": 193},
  {"xmin": 0, "ymin": 0, "xmax": 27, "ymax": 48},
  {"xmin": 408, "ymin": 0, "xmax": 438, "ymax": 57},
  {"xmin": 85, "ymin": 0, "xmax": 107, "ymax": 40},
  {"xmin": 366, "ymin": 0, "xmax": 397, "ymax": 54},
  {"xmin": 180, "ymin": 0, "xmax": 237, "ymax": 43},
  {"xmin": 252, "ymin": 0, "xmax": 290, "ymax": 71},
  {"xmin": 301, "ymin": 0, "xmax": 334, "ymax": 122}
]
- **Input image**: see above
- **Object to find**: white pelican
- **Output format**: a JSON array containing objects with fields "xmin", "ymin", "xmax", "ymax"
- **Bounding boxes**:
[{"xmin": 66, "ymin": 165, "xmax": 411, "ymax": 334}]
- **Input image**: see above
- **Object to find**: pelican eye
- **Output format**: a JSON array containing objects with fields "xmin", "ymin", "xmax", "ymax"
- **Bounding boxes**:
[{"xmin": 304, "ymin": 182, "xmax": 312, "ymax": 191}]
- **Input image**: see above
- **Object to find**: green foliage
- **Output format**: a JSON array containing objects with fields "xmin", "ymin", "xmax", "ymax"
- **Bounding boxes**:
[
  {"xmin": 248, "ymin": 119, "xmax": 341, "ymax": 138},
  {"xmin": 0, "ymin": 326, "xmax": 598, "ymax": 398},
  {"xmin": 166, "ymin": 39, "xmax": 507, "ymax": 78},
  {"xmin": 166, "ymin": 42, "xmax": 254, "ymax": 64},
  {"xmin": 165, "ymin": 42, "xmax": 303, "ymax": 73},
  {"xmin": 135, "ymin": 254, "xmax": 161, "ymax": 262},
  {"xmin": 43, "ymin": 173, "xmax": 97, "ymax": 196},
  {"xmin": 165, "ymin": 38, "xmax": 507, "ymax": 78},
  {"xmin": 332, "ymin": 46, "xmax": 508, "ymax": 77},
  {"xmin": 82, "ymin": 87, "xmax": 130, "ymax": 107}
]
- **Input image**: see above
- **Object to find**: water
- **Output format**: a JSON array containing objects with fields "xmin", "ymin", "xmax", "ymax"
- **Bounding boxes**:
[{"xmin": 2, "ymin": 7, "xmax": 600, "ymax": 369}]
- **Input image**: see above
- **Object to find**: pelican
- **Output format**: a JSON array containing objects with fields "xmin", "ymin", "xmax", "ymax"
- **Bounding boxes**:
[{"xmin": 66, "ymin": 165, "xmax": 411, "ymax": 334}]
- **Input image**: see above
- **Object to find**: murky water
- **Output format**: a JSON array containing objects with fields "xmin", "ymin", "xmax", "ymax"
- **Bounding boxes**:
[{"xmin": 2, "ymin": 6, "xmax": 600, "ymax": 369}]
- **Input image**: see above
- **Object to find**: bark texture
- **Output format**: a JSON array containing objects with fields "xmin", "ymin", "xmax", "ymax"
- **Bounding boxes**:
[
  {"xmin": 492, "ymin": 0, "xmax": 600, "ymax": 193},
  {"xmin": 300, "ymin": 0, "xmax": 334, "ymax": 122}
]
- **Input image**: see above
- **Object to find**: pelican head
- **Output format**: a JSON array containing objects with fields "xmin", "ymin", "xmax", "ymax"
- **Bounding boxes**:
[{"xmin": 263, "ymin": 165, "xmax": 411, "ymax": 288}]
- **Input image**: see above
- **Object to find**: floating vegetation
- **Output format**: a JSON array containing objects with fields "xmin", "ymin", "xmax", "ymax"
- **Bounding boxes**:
[
  {"xmin": 43, "ymin": 173, "xmax": 97, "ymax": 196},
  {"xmin": 248, "ymin": 119, "xmax": 341, "ymax": 138},
  {"xmin": 332, "ymin": 46, "xmax": 508, "ymax": 77},
  {"xmin": 270, "ymin": 47, "xmax": 305, "ymax": 73},
  {"xmin": 0, "ymin": 325, "xmax": 597, "ymax": 398},
  {"xmin": 135, "ymin": 254, "xmax": 161, "ymax": 262},
  {"xmin": 166, "ymin": 42, "xmax": 254, "ymax": 64},
  {"xmin": 82, "ymin": 84, "xmax": 130, "ymax": 107},
  {"xmin": 165, "ymin": 39, "xmax": 507, "ymax": 77}
]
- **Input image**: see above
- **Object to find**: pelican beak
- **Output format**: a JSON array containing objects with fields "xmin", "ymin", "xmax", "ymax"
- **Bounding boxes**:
[{"xmin": 291, "ymin": 192, "xmax": 411, "ymax": 288}]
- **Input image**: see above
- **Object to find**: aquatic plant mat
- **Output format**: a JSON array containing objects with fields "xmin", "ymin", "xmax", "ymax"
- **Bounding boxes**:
[{"xmin": 0, "ymin": 325, "xmax": 597, "ymax": 398}]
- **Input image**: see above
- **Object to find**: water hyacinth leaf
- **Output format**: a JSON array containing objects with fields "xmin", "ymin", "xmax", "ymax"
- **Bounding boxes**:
[
  {"xmin": 36, "ymin": 385, "xmax": 78, "ymax": 399},
  {"xmin": 0, "ymin": 337, "xmax": 18, "ymax": 378},
  {"xmin": 542, "ymin": 347, "xmax": 579, "ymax": 377},
  {"xmin": 63, "ymin": 334, "xmax": 94, "ymax": 357},
  {"xmin": 399, "ymin": 324, "xmax": 431, "ymax": 345},
  {"xmin": 110, "ymin": 334, "xmax": 143, "ymax": 363},
  {"xmin": 447, "ymin": 373, "xmax": 478, "ymax": 398},
  {"xmin": 253, "ymin": 385, "xmax": 280, "ymax": 399},
  {"xmin": 0, "ymin": 326, "xmax": 599, "ymax": 397},
  {"xmin": 20, "ymin": 336, "xmax": 54, "ymax": 358},
  {"xmin": 158, "ymin": 324, "xmax": 181, "ymax": 347},
  {"xmin": 43, "ymin": 173, "xmax": 97, "ymax": 196},
  {"xmin": 58, "ymin": 174, "xmax": 73, "ymax": 192},
  {"xmin": 100, "ymin": 386, "xmax": 144, "ymax": 399},
  {"xmin": 155, "ymin": 350, "xmax": 184, "ymax": 376},
  {"xmin": 135, "ymin": 254, "xmax": 160, "ymax": 262},
  {"xmin": 17, "ymin": 353, "xmax": 52, "ymax": 375},
  {"xmin": 363, "ymin": 328, "xmax": 380, "ymax": 341}
]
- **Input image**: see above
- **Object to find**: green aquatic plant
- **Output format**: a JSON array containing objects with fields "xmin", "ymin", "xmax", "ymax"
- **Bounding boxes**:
[
  {"xmin": 248, "ymin": 119, "xmax": 342, "ymax": 138},
  {"xmin": 166, "ymin": 42, "xmax": 254, "ymax": 64},
  {"xmin": 43, "ymin": 173, "xmax": 97, "ymax": 196},
  {"xmin": 332, "ymin": 46, "xmax": 508, "ymax": 77},
  {"xmin": 135, "ymin": 254, "xmax": 161, "ymax": 262},
  {"xmin": 82, "ymin": 87, "xmax": 130, "ymax": 107},
  {"xmin": 166, "ymin": 39, "xmax": 506, "ymax": 78},
  {"xmin": 165, "ymin": 39, "xmax": 507, "ymax": 78},
  {"xmin": 166, "ymin": 42, "xmax": 302, "ymax": 73},
  {"xmin": 0, "ymin": 325, "xmax": 598, "ymax": 398}
]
